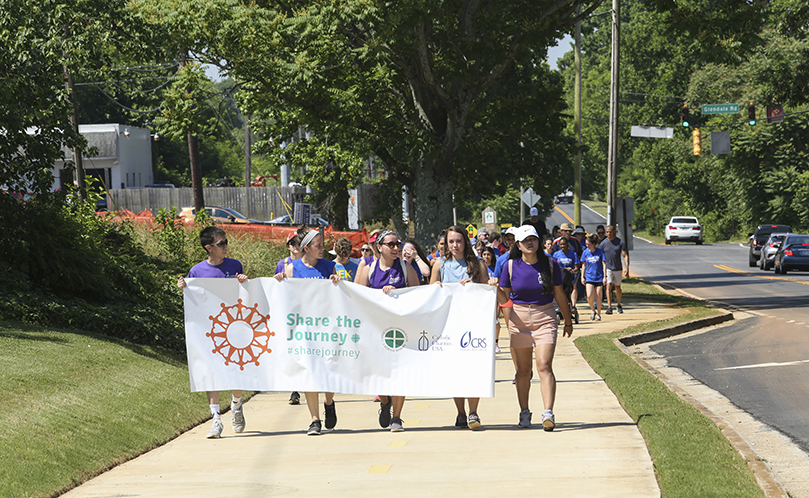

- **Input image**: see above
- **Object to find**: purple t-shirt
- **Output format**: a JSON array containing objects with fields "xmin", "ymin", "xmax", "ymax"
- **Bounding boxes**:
[
  {"xmin": 274, "ymin": 256, "xmax": 294, "ymax": 275},
  {"xmin": 499, "ymin": 257, "xmax": 563, "ymax": 306},
  {"xmin": 188, "ymin": 258, "xmax": 244, "ymax": 279},
  {"xmin": 291, "ymin": 258, "xmax": 335, "ymax": 279},
  {"xmin": 368, "ymin": 258, "xmax": 408, "ymax": 289}
]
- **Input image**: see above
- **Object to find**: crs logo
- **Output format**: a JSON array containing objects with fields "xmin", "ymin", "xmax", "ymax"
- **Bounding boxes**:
[{"xmin": 460, "ymin": 331, "xmax": 487, "ymax": 350}]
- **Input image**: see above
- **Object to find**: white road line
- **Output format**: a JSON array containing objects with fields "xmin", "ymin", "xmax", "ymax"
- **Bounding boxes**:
[
  {"xmin": 716, "ymin": 359, "xmax": 809, "ymax": 371},
  {"xmin": 579, "ymin": 203, "xmax": 653, "ymax": 243}
]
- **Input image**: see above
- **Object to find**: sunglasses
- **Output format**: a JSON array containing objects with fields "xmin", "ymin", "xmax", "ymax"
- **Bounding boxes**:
[
  {"xmin": 381, "ymin": 241, "xmax": 400, "ymax": 249},
  {"xmin": 210, "ymin": 239, "xmax": 228, "ymax": 247},
  {"xmin": 597, "ymin": 231, "xmax": 605, "ymax": 235},
  {"xmin": 361, "ymin": 247, "xmax": 372, "ymax": 253}
]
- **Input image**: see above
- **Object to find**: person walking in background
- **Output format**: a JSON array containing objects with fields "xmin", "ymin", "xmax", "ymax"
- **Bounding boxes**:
[
  {"xmin": 481, "ymin": 246, "xmax": 497, "ymax": 278},
  {"xmin": 332, "ymin": 237, "xmax": 359, "ymax": 281},
  {"xmin": 177, "ymin": 226, "xmax": 248, "ymax": 439},
  {"xmin": 275, "ymin": 232, "xmax": 302, "ymax": 276},
  {"xmin": 595, "ymin": 225, "xmax": 606, "ymax": 243},
  {"xmin": 551, "ymin": 223, "xmax": 581, "ymax": 255},
  {"xmin": 495, "ymin": 225, "xmax": 573, "ymax": 431},
  {"xmin": 581, "ymin": 234, "xmax": 607, "ymax": 321},
  {"xmin": 401, "ymin": 239, "xmax": 431, "ymax": 284},
  {"xmin": 599, "ymin": 225, "xmax": 629, "ymax": 315},
  {"xmin": 552, "ymin": 237, "xmax": 580, "ymax": 309},
  {"xmin": 353, "ymin": 230, "xmax": 381, "ymax": 284},
  {"xmin": 491, "ymin": 227, "xmax": 519, "ymax": 356},
  {"xmin": 543, "ymin": 234, "xmax": 554, "ymax": 256},
  {"xmin": 357, "ymin": 229, "xmax": 419, "ymax": 432},
  {"xmin": 522, "ymin": 206, "xmax": 548, "ymax": 236},
  {"xmin": 430, "ymin": 226, "xmax": 489, "ymax": 430}
]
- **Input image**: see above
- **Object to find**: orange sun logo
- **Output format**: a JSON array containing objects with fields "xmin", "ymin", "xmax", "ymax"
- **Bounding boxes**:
[{"xmin": 207, "ymin": 299, "xmax": 275, "ymax": 370}]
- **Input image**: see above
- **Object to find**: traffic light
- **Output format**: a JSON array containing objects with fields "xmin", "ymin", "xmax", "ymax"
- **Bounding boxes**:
[
  {"xmin": 681, "ymin": 104, "xmax": 690, "ymax": 127},
  {"xmin": 692, "ymin": 128, "xmax": 702, "ymax": 155},
  {"xmin": 747, "ymin": 101, "xmax": 756, "ymax": 125}
]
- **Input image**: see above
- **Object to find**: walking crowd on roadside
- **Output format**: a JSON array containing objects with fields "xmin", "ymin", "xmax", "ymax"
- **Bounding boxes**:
[{"xmin": 177, "ymin": 210, "xmax": 629, "ymax": 439}]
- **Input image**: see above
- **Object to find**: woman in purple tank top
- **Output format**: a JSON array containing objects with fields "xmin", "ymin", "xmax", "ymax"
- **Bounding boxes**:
[{"xmin": 356, "ymin": 230, "xmax": 419, "ymax": 432}]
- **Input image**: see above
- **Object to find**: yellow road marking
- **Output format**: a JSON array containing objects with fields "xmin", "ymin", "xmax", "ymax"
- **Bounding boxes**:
[
  {"xmin": 368, "ymin": 465, "xmax": 392, "ymax": 474},
  {"xmin": 554, "ymin": 205, "xmax": 575, "ymax": 224},
  {"xmin": 388, "ymin": 440, "xmax": 408, "ymax": 447},
  {"xmin": 413, "ymin": 404, "xmax": 429, "ymax": 409},
  {"xmin": 712, "ymin": 265, "xmax": 809, "ymax": 285}
]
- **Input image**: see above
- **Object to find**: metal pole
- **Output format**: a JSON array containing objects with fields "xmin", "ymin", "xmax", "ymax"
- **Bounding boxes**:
[
  {"xmin": 574, "ymin": 7, "xmax": 582, "ymax": 226},
  {"xmin": 606, "ymin": 0, "xmax": 620, "ymax": 226}
]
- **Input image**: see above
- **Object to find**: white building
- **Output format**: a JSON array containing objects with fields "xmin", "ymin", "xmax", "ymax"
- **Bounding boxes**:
[{"xmin": 54, "ymin": 124, "xmax": 153, "ymax": 191}]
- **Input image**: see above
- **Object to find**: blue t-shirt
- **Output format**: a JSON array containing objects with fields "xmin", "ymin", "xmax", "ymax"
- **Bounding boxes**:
[
  {"xmin": 410, "ymin": 260, "xmax": 424, "ymax": 284},
  {"xmin": 291, "ymin": 258, "xmax": 336, "ymax": 279},
  {"xmin": 486, "ymin": 265, "xmax": 496, "ymax": 278},
  {"xmin": 493, "ymin": 252, "xmax": 511, "ymax": 279},
  {"xmin": 581, "ymin": 248, "xmax": 606, "ymax": 283},
  {"xmin": 499, "ymin": 257, "xmax": 563, "ymax": 306},
  {"xmin": 552, "ymin": 249, "xmax": 579, "ymax": 270},
  {"xmin": 334, "ymin": 260, "xmax": 359, "ymax": 281},
  {"xmin": 188, "ymin": 258, "xmax": 244, "ymax": 279}
]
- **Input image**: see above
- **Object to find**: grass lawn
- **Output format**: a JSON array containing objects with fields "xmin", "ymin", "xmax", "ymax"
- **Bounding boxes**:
[
  {"xmin": 576, "ymin": 280, "xmax": 763, "ymax": 498},
  {"xmin": 0, "ymin": 322, "xmax": 230, "ymax": 498}
]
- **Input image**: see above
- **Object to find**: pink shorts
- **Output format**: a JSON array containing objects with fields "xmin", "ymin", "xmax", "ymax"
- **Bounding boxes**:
[{"xmin": 507, "ymin": 303, "xmax": 558, "ymax": 347}]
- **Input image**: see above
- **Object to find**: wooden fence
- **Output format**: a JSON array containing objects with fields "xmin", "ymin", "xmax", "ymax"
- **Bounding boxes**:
[{"xmin": 108, "ymin": 186, "xmax": 309, "ymax": 221}]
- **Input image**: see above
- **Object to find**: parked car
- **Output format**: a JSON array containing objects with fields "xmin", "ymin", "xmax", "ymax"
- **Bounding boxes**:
[
  {"xmin": 266, "ymin": 213, "xmax": 330, "ymax": 227},
  {"xmin": 749, "ymin": 224, "xmax": 792, "ymax": 267},
  {"xmin": 178, "ymin": 206, "xmax": 267, "ymax": 225},
  {"xmin": 554, "ymin": 191, "xmax": 573, "ymax": 204},
  {"xmin": 773, "ymin": 234, "xmax": 809, "ymax": 274},
  {"xmin": 144, "ymin": 182, "xmax": 176, "ymax": 188},
  {"xmin": 664, "ymin": 217, "xmax": 703, "ymax": 245},
  {"xmin": 758, "ymin": 233, "xmax": 789, "ymax": 270}
]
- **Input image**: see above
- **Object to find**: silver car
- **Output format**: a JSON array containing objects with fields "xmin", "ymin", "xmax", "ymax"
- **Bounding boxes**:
[{"xmin": 759, "ymin": 233, "xmax": 789, "ymax": 271}]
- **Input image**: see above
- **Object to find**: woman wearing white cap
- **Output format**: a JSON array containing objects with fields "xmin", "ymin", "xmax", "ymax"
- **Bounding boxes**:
[{"xmin": 495, "ymin": 225, "xmax": 573, "ymax": 431}]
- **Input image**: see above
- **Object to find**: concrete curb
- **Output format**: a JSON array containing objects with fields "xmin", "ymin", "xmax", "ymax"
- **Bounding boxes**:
[{"xmin": 617, "ymin": 312, "xmax": 734, "ymax": 346}]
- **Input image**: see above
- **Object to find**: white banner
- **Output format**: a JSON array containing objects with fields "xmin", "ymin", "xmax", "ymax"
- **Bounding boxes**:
[{"xmin": 183, "ymin": 278, "xmax": 497, "ymax": 397}]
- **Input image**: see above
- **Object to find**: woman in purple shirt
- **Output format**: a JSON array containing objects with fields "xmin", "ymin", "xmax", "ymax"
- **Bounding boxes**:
[
  {"xmin": 275, "ymin": 227, "xmax": 341, "ymax": 435},
  {"xmin": 496, "ymin": 225, "xmax": 573, "ymax": 431},
  {"xmin": 357, "ymin": 229, "xmax": 419, "ymax": 432}
]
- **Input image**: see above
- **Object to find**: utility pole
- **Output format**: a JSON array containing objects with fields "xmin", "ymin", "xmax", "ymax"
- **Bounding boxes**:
[
  {"xmin": 181, "ymin": 51, "xmax": 204, "ymax": 214},
  {"xmin": 245, "ymin": 118, "xmax": 252, "ymax": 187},
  {"xmin": 606, "ymin": 0, "xmax": 620, "ymax": 227},
  {"xmin": 574, "ymin": 6, "xmax": 582, "ymax": 226}
]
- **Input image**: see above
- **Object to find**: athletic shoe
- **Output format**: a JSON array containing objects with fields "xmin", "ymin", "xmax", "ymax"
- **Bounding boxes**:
[
  {"xmin": 605, "ymin": 306, "xmax": 613, "ymax": 315},
  {"xmin": 207, "ymin": 418, "xmax": 223, "ymax": 439},
  {"xmin": 495, "ymin": 343, "xmax": 501, "ymax": 353},
  {"xmin": 455, "ymin": 413, "xmax": 468, "ymax": 428},
  {"xmin": 231, "ymin": 405, "xmax": 245, "ymax": 433},
  {"xmin": 379, "ymin": 400, "xmax": 392, "ymax": 428},
  {"xmin": 468, "ymin": 413, "xmax": 482, "ymax": 430},
  {"xmin": 518, "ymin": 409, "xmax": 532, "ymax": 428},
  {"xmin": 307, "ymin": 419, "xmax": 322, "ymax": 435},
  {"xmin": 542, "ymin": 410, "xmax": 556, "ymax": 432},
  {"xmin": 590, "ymin": 311, "xmax": 596, "ymax": 321},
  {"xmin": 390, "ymin": 417, "xmax": 404, "ymax": 432},
  {"xmin": 289, "ymin": 391, "xmax": 301, "ymax": 405},
  {"xmin": 617, "ymin": 305, "xmax": 623, "ymax": 314},
  {"xmin": 596, "ymin": 314, "xmax": 601, "ymax": 321},
  {"xmin": 324, "ymin": 401, "xmax": 337, "ymax": 430}
]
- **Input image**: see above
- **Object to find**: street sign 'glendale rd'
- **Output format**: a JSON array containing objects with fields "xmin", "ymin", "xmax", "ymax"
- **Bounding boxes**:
[{"xmin": 702, "ymin": 104, "xmax": 740, "ymax": 114}]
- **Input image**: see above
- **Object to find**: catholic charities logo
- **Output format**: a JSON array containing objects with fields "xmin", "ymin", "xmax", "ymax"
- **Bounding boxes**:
[
  {"xmin": 381, "ymin": 327, "xmax": 408, "ymax": 351},
  {"xmin": 208, "ymin": 299, "xmax": 275, "ymax": 370}
]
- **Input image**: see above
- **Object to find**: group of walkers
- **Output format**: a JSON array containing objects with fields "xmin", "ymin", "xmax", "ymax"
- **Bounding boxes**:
[{"xmin": 178, "ymin": 213, "xmax": 628, "ymax": 439}]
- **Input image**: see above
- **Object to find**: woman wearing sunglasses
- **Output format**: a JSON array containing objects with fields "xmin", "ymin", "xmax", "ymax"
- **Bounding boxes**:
[
  {"xmin": 356, "ymin": 229, "xmax": 419, "ymax": 431},
  {"xmin": 497, "ymin": 225, "xmax": 573, "ymax": 431},
  {"xmin": 430, "ymin": 225, "xmax": 489, "ymax": 430},
  {"xmin": 275, "ymin": 227, "xmax": 341, "ymax": 436},
  {"xmin": 353, "ymin": 231, "xmax": 381, "ymax": 283}
]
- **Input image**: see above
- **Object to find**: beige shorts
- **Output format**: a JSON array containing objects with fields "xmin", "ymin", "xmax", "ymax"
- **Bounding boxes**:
[
  {"xmin": 606, "ymin": 269, "xmax": 622, "ymax": 285},
  {"xmin": 507, "ymin": 303, "xmax": 558, "ymax": 347}
]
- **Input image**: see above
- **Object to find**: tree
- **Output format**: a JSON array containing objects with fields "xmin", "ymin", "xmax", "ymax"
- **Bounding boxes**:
[{"xmin": 174, "ymin": 0, "xmax": 602, "ymax": 243}]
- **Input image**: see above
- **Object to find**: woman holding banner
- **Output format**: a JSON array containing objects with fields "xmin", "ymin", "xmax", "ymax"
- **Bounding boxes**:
[
  {"xmin": 496, "ymin": 225, "xmax": 573, "ymax": 431},
  {"xmin": 356, "ymin": 229, "xmax": 419, "ymax": 432},
  {"xmin": 430, "ymin": 225, "xmax": 489, "ymax": 430},
  {"xmin": 275, "ymin": 227, "xmax": 341, "ymax": 436}
]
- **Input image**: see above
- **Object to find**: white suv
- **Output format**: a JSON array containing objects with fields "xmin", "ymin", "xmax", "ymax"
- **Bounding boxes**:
[{"xmin": 664, "ymin": 217, "xmax": 703, "ymax": 245}]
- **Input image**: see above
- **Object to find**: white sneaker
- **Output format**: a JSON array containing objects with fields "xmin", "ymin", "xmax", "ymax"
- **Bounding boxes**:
[
  {"xmin": 207, "ymin": 418, "xmax": 223, "ymax": 439},
  {"xmin": 232, "ymin": 405, "xmax": 245, "ymax": 433},
  {"xmin": 542, "ymin": 410, "xmax": 555, "ymax": 431}
]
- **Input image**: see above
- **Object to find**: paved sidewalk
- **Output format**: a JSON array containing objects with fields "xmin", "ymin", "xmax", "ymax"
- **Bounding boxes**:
[{"xmin": 63, "ymin": 300, "xmax": 679, "ymax": 498}]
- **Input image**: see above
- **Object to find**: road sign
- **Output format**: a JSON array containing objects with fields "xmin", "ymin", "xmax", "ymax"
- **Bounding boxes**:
[
  {"xmin": 767, "ymin": 104, "xmax": 784, "ymax": 124},
  {"xmin": 701, "ymin": 104, "xmax": 739, "ymax": 114},
  {"xmin": 521, "ymin": 188, "xmax": 541, "ymax": 208},
  {"xmin": 465, "ymin": 224, "xmax": 477, "ymax": 239},
  {"xmin": 631, "ymin": 126, "xmax": 673, "ymax": 138}
]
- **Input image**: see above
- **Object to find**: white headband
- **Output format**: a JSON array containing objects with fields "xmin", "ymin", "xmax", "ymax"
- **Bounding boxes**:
[{"xmin": 300, "ymin": 230, "xmax": 319, "ymax": 248}]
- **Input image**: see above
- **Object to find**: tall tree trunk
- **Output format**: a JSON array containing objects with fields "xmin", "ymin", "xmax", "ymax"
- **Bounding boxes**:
[
  {"xmin": 413, "ymin": 156, "xmax": 454, "ymax": 248},
  {"xmin": 188, "ymin": 133, "xmax": 204, "ymax": 213}
]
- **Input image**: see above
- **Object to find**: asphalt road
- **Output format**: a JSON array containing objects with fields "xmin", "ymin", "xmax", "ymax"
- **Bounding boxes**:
[{"xmin": 545, "ymin": 201, "xmax": 809, "ymax": 451}]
